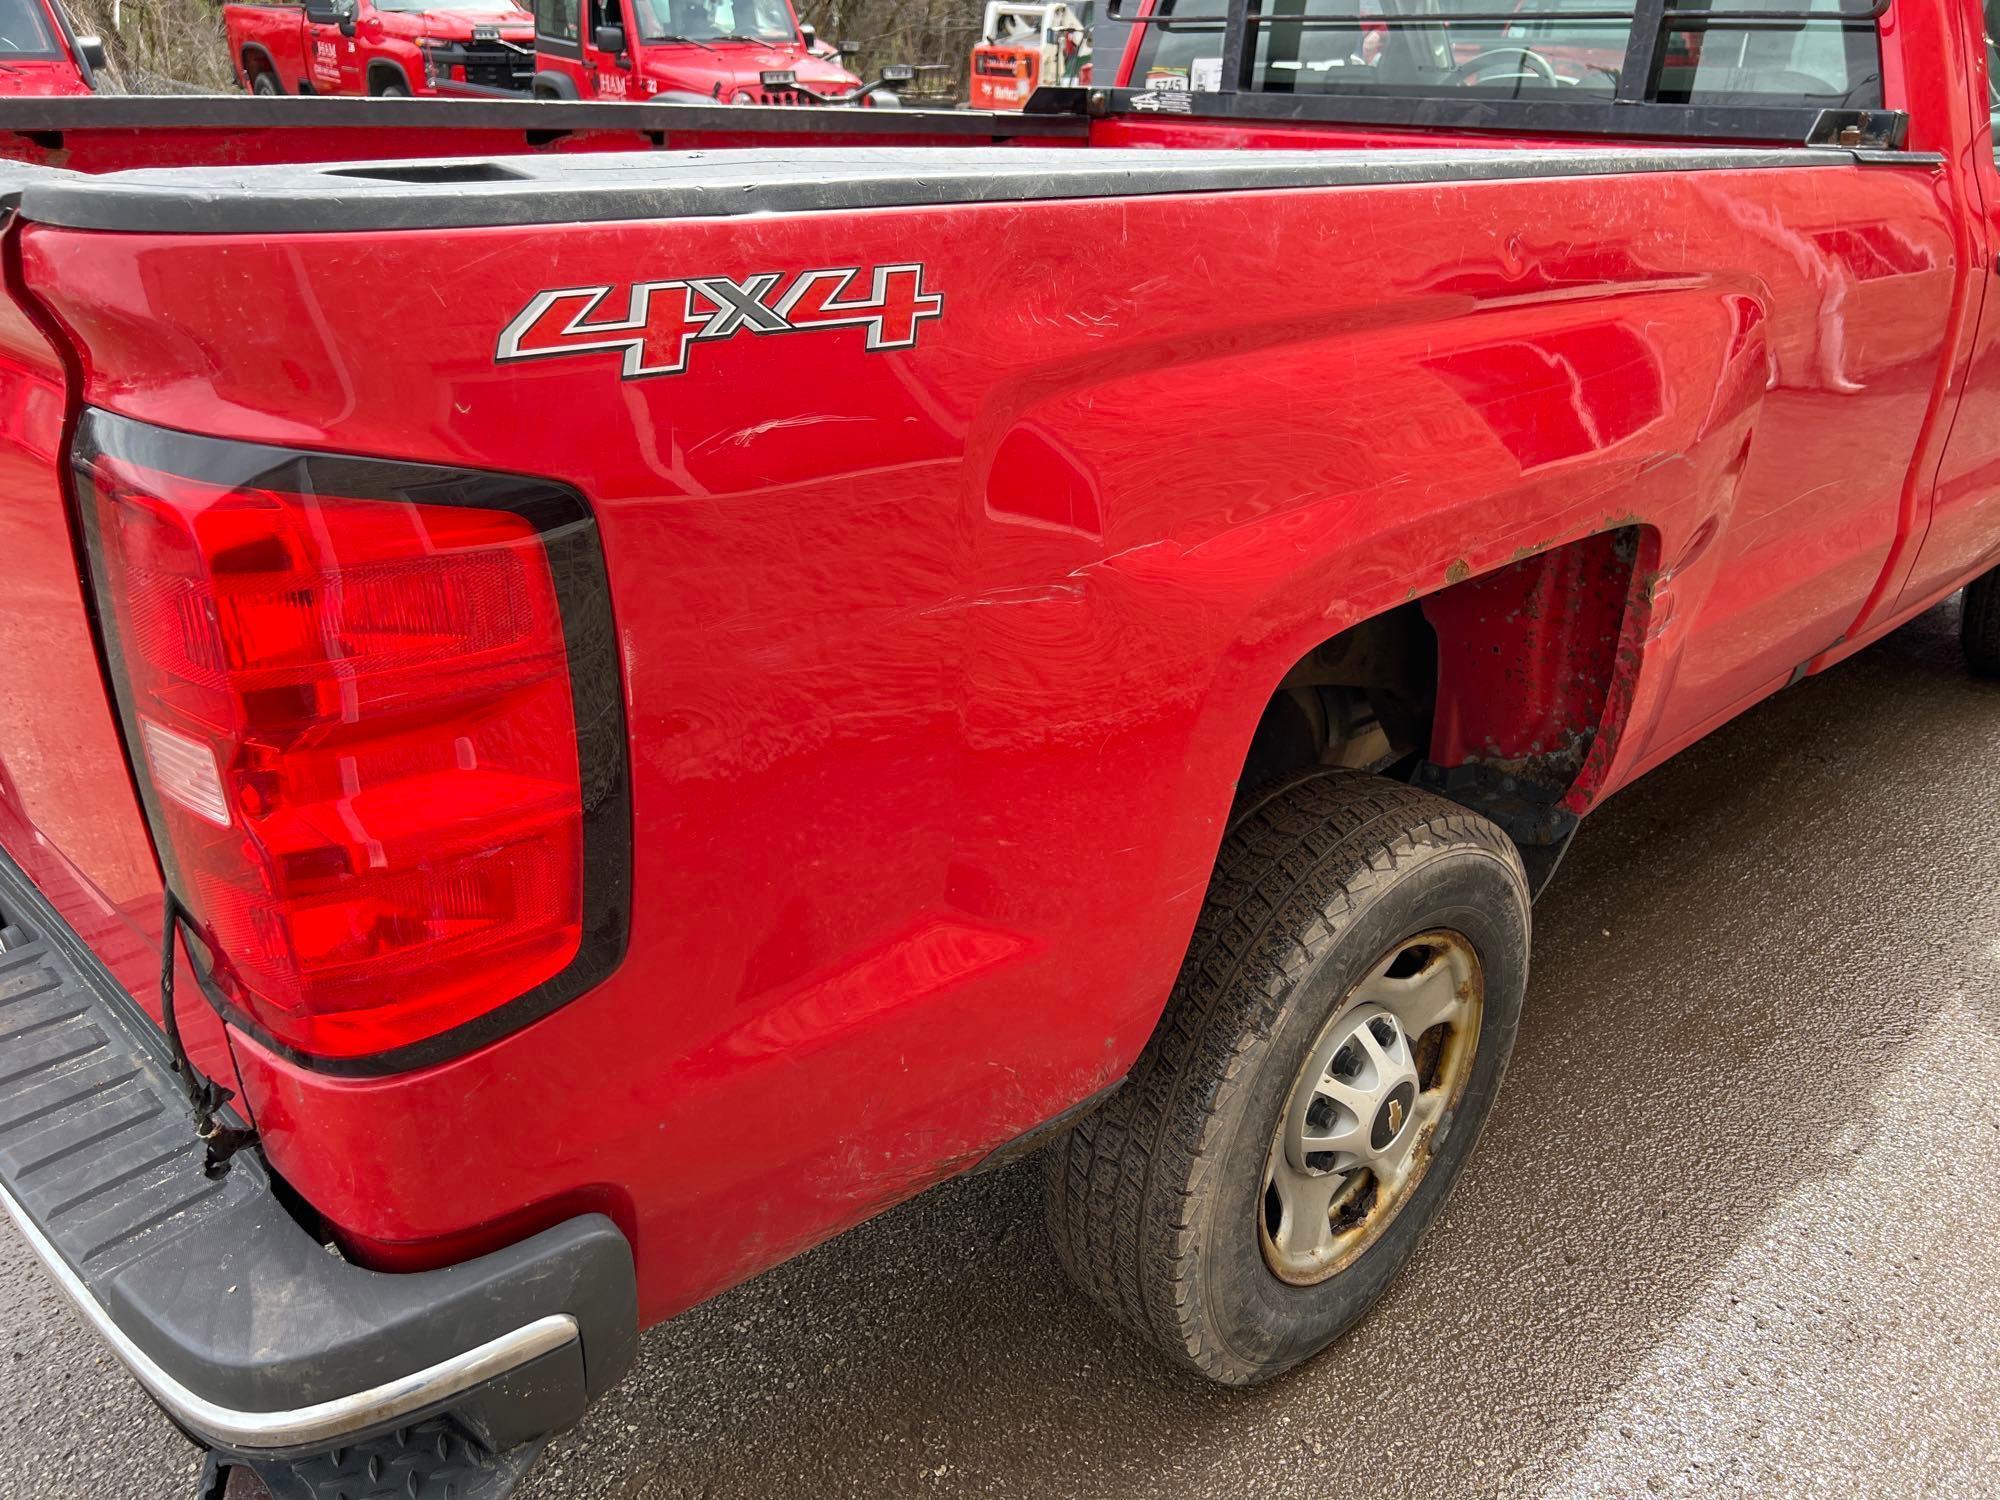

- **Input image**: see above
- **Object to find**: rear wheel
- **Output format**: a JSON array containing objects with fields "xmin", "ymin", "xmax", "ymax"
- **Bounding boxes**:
[
  {"xmin": 249, "ymin": 70, "xmax": 278, "ymax": 95},
  {"xmin": 1965, "ymin": 570, "xmax": 2000, "ymax": 679},
  {"xmin": 1043, "ymin": 769, "xmax": 1530, "ymax": 1385}
]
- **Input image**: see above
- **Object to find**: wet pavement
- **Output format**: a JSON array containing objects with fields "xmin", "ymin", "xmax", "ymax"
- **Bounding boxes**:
[{"xmin": 5, "ymin": 599, "xmax": 2000, "ymax": 1499}]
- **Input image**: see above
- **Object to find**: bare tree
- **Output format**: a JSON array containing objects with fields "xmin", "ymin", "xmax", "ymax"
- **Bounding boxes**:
[
  {"xmin": 64, "ymin": 0, "xmax": 237, "ymax": 91},
  {"xmin": 799, "ymin": 0, "xmax": 983, "ymax": 101}
]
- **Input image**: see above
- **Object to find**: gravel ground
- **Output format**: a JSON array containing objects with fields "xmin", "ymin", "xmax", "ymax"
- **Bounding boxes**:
[{"xmin": 4, "ymin": 599, "xmax": 1999, "ymax": 1499}]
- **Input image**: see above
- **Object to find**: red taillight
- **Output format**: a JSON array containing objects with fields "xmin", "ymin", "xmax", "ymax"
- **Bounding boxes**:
[{"xmin": 75, "ymin": 411, "xmax": 626, "ymax": 1066}]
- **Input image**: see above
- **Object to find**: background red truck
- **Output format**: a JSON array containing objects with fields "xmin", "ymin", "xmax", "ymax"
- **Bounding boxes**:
[
  {"xmin": 4, "ymin": 0, "xmax": 2000, "ymax": 1494},
  {"xmin": 527, "ymin": 0, "xmax": 895, "ymax": 104},
  {"xmin": 0, "ymin": 0, "xmax": 104, "ymax": 95},
  {"xmin": 226, "ymin": 0, "xmax": 534, "ymax": 97}
]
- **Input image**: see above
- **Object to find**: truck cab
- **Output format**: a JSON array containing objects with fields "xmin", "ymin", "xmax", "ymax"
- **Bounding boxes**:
[
  {"xmin": 969, "ymin": 0, "xmax": 1091, "ymax": 110},
  {"xmin": 0, "ymin": 0, "xmax": 104, "ymax": 96},
  {"xmin": 529, "ymin": 0, "xmax": 876, "ymax": 103},
  {"xmin": 227, "ymin": 0, "xmax": 535, "ymax": 98}
]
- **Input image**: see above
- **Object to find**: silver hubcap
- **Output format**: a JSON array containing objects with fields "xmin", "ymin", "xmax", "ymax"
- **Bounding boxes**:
[{"xmin": 1260, "ymin": 930, "xmax": 1483, "ymax": 1285}]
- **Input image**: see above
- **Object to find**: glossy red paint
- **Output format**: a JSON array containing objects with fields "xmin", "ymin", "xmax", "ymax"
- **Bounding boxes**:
[
  {"xmin": 224, "ymin": 0, "xmax": 535, "ymax": 99},
  {"xmin": 0, "ymin": 57, "xmax": 93, "ymax": 97},
  {"xmin": 3, "ymin": 0, "xmax": 2000, "ymax": 1340},
  {"xmin": 0, "ymin": 0, "xmax": 97, "ymax": 95}
]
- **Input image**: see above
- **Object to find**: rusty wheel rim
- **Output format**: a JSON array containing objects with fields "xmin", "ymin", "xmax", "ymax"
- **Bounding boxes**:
[{"xmin": 1258, "ymin": 929, "xmax": 1484, "ymax": 1287}]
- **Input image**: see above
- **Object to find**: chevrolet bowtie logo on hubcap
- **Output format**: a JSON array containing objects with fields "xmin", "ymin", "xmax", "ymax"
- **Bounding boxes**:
[{"xmin": 1372, "ymin": 1080, "xmax": 1419, "ymax": 1151}]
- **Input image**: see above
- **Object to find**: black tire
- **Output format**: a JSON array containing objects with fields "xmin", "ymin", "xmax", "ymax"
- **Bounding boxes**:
[
  {"xmin": 374, "ymin": 75, "xmax": 410, "ymax": 96},
  {"xmin": 249, "ymin": 70, "xmax": 279, "ymax": 95},
  {"xmin": 1043, "ymin": 768, "xmax": 1530, "ymax": 1385},
  {"xmin": 1965, "ymin": 570, "xmax": 2000, "ymax": 679}
]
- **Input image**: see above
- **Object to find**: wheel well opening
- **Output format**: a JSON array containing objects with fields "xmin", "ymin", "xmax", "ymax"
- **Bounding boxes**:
[
  {"xmin": 1237, "ymin": 604, "xmax": 1438, "ymax": 795},
  {"xmin": 368, "ymin": 60, "xmax": 409, "ymax": 91},
  {"xmin": 1236, "ymin": 527, "xmax": 1655, "ymax": 850}
]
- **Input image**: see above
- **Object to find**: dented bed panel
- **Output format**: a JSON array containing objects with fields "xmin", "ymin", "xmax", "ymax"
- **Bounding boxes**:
[{"xmin": 11, "ymin": 144, "xmax": 1956, "ymax": 1319}]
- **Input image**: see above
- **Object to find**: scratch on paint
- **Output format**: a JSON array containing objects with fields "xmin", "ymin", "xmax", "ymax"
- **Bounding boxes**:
[{"xmin": 693, "ymin": 413, "xmax": 876, "ymax": 454}]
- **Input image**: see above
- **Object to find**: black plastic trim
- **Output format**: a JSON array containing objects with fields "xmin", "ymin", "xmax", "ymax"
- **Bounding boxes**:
[
  {"xmin": 13, "ymin": 142, "xmax": 1860, "ymax": 235},
  {"xmin": 968, "ymin": 1077, "xmax": 1126, "ymax": 1174},
  {"xmin": 433, "ymin": 80, "xmax": 534, "ymax": 100},
  {"xmin": 70, "ymin": 408, "xmax": 632, "ymax": 1077}
]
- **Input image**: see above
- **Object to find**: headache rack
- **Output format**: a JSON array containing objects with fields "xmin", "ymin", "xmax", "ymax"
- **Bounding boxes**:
[{"xmin": 1084, "ymin": 0, "xmax": 1906, "ymax": 148}]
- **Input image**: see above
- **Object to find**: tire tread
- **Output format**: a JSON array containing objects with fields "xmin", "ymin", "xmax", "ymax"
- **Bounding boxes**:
[{"xmin": 1042, "ymin": 769, "xmax": 1524, "ymax": 1383}]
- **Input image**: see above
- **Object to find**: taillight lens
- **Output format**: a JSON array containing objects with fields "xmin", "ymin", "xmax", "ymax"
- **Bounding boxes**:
[{"xmin": 74, "ymin": 411, "xmax": 627, "ymax": 1067}]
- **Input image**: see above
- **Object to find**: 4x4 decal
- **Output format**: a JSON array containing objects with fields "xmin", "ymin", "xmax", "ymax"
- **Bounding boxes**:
[{"xmin": 495, "ymin": 264, "xmax": 943, "ymax": 379}]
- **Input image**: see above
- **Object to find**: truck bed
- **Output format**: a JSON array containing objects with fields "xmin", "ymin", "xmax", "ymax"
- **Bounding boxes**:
[
  {"xmin": 1, "ymin": 114, "xmax": 1952, "ymax": 1323},
  {"xmin": 0, "ymin": 79, "xmax": 1981, "ymax": 1498}
]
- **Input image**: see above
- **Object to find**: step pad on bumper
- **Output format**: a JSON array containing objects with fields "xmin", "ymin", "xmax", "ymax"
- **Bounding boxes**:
[
  {"xmin": 0, "ymin": 917, "xmax": 266, "ymax": 1282},
  {"xmin": 0, "ymin": 848, "xmax": 636, "ymax": 1460}
]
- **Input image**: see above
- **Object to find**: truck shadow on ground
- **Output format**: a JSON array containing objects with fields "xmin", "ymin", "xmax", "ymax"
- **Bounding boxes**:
[{"xmin": 526, "ymin": 601, "xmax": 2000, "ymax": 1500}]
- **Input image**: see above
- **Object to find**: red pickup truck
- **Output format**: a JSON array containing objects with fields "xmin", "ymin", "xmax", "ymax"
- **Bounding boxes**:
[
  {"xmin": 0, "ymin": 0, "xmax": 105, "ymax": 95},
  {"xmin": 2, "ymin": 0, "xmax": 1999, "ymax": 1492},
  {"xmin": 226, "ymin": 0, "xmax": 535, "ymax": 97}
]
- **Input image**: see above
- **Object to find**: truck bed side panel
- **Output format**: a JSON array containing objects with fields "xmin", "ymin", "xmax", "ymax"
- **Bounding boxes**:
[{"xmin": 13, "ymin": 148, "xmax": 1956, "ymax": 1317}]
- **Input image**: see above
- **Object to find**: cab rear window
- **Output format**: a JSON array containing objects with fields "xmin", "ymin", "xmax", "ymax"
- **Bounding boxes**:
[{"xmin": 1130, "ymin": 0, "xmax": 1883, "ymax": 110}]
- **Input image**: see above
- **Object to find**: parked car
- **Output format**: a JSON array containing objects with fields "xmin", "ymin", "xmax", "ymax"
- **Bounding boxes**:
[
  {"xmin": 0, "ymin": 0, "xmax": 103, "ymax": 95},
  {"xmin": 2, "ymin": 0, "xmax": 1999, "ymax": 1495},
  {"xmin": 225, "ymin": 0, "xmax": 535, "ymax": 97},
  {"xmin": 528, "ymin": 0, "xmax": 903, "ymax": 103}
]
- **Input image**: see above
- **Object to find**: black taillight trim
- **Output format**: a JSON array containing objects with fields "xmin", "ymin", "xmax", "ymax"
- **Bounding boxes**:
[{"xmin": 72, "ymin": 407, "xmax": 632, "ymax": 1077}]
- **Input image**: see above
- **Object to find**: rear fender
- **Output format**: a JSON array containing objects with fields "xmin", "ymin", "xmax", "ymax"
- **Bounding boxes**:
[
  {"xmin": 237, "ymin": 43, "xmax": 279, "ymax": 88},
  {"xmin": 995, "ymin": 289, "xmax": 1770, "ymax": 887}
]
